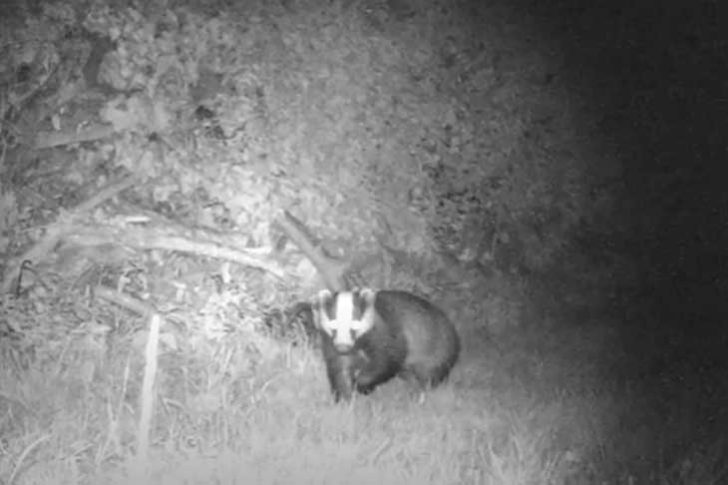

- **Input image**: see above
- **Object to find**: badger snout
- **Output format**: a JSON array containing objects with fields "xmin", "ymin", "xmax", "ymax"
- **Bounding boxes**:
[{"xmin": 334, "ymin": 342, "xmax": 354, "ymax": 353}]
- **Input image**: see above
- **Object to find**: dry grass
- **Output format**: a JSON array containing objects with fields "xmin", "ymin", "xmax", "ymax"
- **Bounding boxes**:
[{"xmin": 1, "ymin": 289, "xmax": 725, "ymax": 485}]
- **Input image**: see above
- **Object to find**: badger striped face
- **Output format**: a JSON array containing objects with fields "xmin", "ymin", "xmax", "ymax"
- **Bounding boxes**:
[{"xmin": 314, "ymin": 289, "xmax": 376, "ymax": 353}]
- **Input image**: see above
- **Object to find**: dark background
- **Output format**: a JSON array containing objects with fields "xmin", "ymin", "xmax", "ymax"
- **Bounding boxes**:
[{"xmin": 537, "ymin": 0, "xmax": 727, "ymax": 334}]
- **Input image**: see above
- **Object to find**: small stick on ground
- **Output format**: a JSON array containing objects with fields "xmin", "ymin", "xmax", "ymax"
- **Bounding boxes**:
[{"xmin": 130, "ymin": 312, "xmax": 162, "ymax": 482}]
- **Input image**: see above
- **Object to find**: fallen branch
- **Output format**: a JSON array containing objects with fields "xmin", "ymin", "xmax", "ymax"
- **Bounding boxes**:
[
  {"xmin": 1, "ymin": 175, "xmax": 136, "ymax": 293},
  {"xmin": 274, "ymin": 210, "xmax": 354, "ymax": 291},
  {"xmin": 63, "ymin": 220, "xmax": 286, "ymax": 278}
]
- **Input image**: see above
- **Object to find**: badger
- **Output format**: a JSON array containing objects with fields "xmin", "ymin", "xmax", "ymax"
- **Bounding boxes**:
[{"xmin": 312, "ymin": 288, "xmax": 460, "ymax": 402}]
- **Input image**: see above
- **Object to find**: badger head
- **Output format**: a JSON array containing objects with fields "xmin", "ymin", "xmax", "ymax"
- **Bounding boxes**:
[{"xmin": 313, "ymin": 288, "xmax": 376, "ymax": 353}]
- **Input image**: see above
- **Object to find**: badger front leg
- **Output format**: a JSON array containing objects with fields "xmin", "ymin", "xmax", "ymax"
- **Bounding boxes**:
[
  {"xmin": 323, "ymin": 347, "xmax": 371, "ymax": 402},
  {"xmin": 353, "ymin": 342, "xmax": 402, "ymax": 395}
]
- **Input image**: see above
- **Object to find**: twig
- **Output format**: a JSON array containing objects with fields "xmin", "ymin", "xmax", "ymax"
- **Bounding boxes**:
[
  {"xmin": 94, "ymin": 285, "xmax": 156, "ymax": 316},
  {"xmin": 7, "ymin": 434, "xmax": 51, "ymax": 485},
  {"xmin": 75, "ymin": 175, "xmax": 136, "ymax": 214},
  {"xmin": 33, "ymin": 124, "xmax": 116, "ymax": 149}
]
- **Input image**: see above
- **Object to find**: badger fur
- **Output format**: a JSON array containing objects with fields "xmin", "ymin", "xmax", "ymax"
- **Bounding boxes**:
[{"xmin": 312, "ymin": 288, "xmax": 460, "ymax": 402}]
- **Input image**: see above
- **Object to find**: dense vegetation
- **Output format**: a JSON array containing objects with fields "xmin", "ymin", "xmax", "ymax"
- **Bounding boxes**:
[{"xmin": 1, "ymin": 0, "xmax": 724, "ymax": 483}]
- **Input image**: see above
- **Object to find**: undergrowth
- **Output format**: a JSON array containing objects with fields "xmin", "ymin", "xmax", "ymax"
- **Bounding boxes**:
[{"xmin": 1, "ymin": 0, "xmax": 725, "ymax": 484}]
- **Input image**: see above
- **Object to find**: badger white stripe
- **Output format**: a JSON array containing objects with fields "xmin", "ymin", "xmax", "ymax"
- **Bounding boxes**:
[
  {"xmin": 332, "ymin": 291, "xmax": 356, "ymax": 349},
  {"xmin": 335, "ymin": 291, "xmax": 355, "ymax": 322}
]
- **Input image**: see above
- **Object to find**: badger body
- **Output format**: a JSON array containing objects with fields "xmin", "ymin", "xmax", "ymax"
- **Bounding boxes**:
[{"xmin": 313, "ymin": 288, "xmax": 460, "ymax": 402}]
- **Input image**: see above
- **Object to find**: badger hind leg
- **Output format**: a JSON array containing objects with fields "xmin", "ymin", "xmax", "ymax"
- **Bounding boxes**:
[{"xmin": 399, "ymin": 363, "xmax": 447, "ymax": 391}]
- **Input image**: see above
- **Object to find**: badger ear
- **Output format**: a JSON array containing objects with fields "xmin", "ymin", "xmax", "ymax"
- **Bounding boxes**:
[
  {"xmin": 316, "ymin": 289, "xmax": 333, "ymax": 305},
  {"xmin": 359, "ymin": 288, "xmax": 377, "ymax": 307}
]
